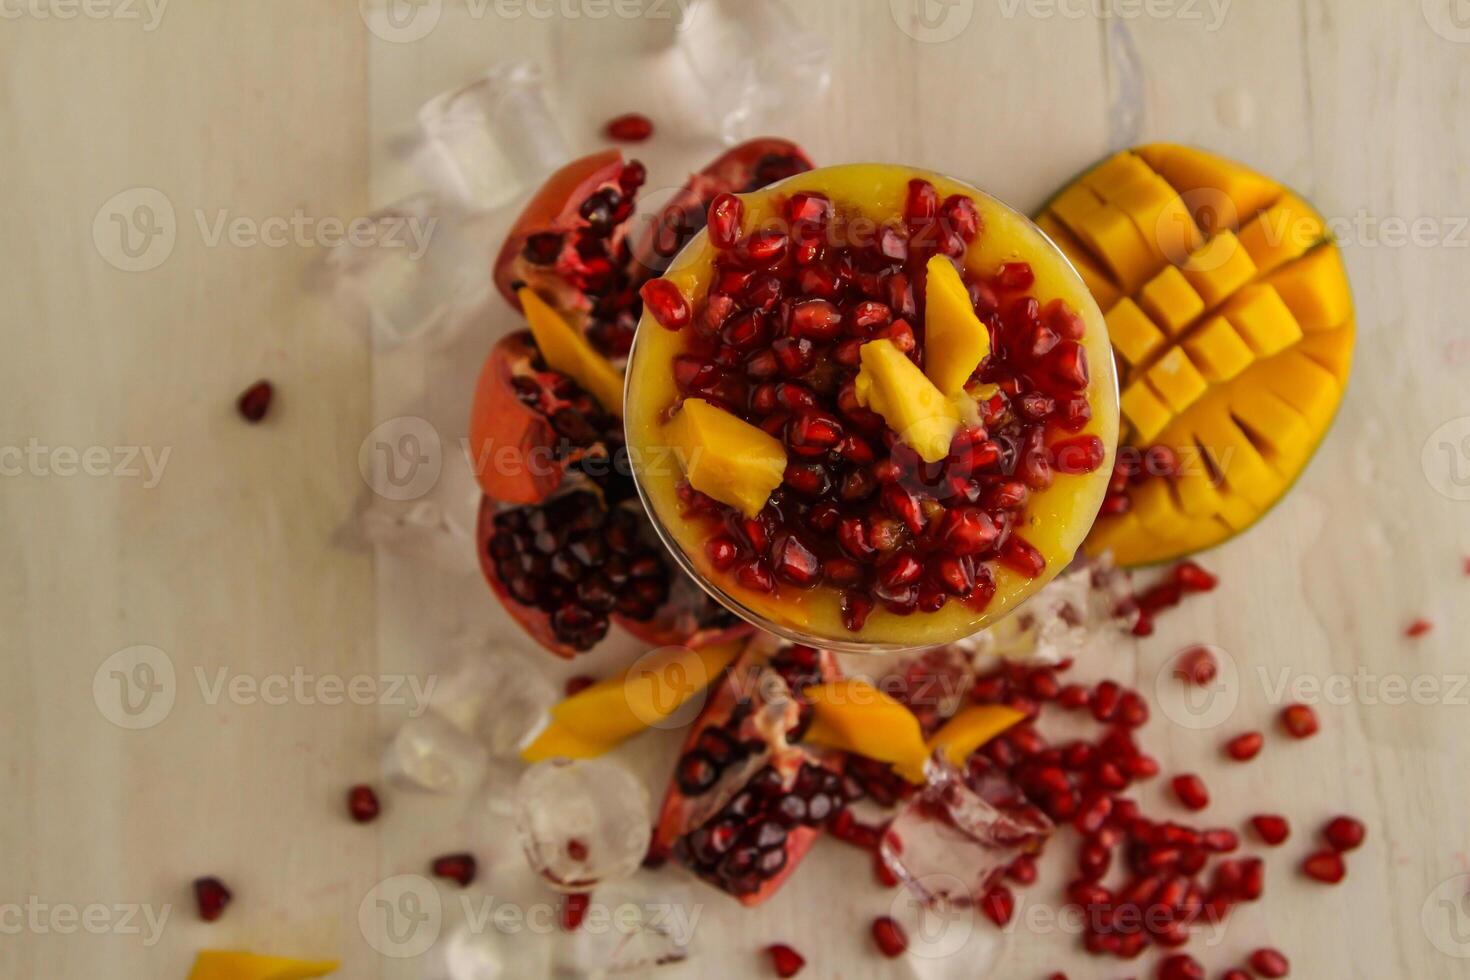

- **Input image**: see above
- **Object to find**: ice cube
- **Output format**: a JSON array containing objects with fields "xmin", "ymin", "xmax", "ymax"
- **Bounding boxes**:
[
  {"xmin": 353, "ymin": 439, "xmax": 482, "ymax": 574},
  {"xmin": 326, "ymin": 194, "xmax": 497, "ymax": 352},
  {"xmin": 417, "ymin": 61, "xmax": 571, "ymax": 211},
  {"xmin": 431, "ymin": 646, "xmax": 558, "ymax": 757},
  {"xmin": 553, "ymin": 879, "xmax": 698, "ymax": 977},
  {"xmin": 880, "ymin": 760, "xmax": 1052, "ymax": 907},
  {"xmin": 884, "ymin": 897, "xmax": 1009, "ymax": 979},
  {"xmin": 515, "ymin": 759, "xmax": 652, "ymax": 892},
  {"xmin": 964, "ymin": 556, "xmax": 1137, "ymax": 665},
  {"xmin": 877, "ymin": 645, "xmax": 978, "ymax": 734},
  {"xmin": 674, "ymin": 0, "xmax": 832, "ymax": 145},
  {"xmin": 384, "ymin": 712, "xmax": 489, "ymax": 795},
  {"xmin": 435, "ymin": 923, "xmax": 556, "ymax": 980}
]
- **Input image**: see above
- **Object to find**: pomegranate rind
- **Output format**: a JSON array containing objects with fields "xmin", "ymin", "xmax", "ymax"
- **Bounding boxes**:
[
  {"xmin": 469, "ymin": 332, "xmax": 567, "ymax": 505},
  {"xmin": 625, "ymin": 163, "xmax": 1120, "ymax": 650}
]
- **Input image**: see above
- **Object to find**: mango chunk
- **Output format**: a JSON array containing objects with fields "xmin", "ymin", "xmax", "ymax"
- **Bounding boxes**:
[
  {"xmin": 1131, "ymin": 475, "xmax": 1195, "ymax": 540},
  {"xmin": 920, "ymin": 704, "xmax": 1026, "ymax": 779},
  {"xmin": 1071, "ymin": 202, "xmax": 1160, "ymax": 291},
  {"xmin": 1146, "ymin": 349, "xmax": 1209, "ymax": 414},
  {"xmin": 518, "ymin": 287, "xmax": 625, "ymax": 416},
  {"xmin": 1181, "ymin": 231, "xmax": 1258, "ymax": 308},
  {"xmin": 1081, "ymin": 151, "xmax": 1158, "ymax": 199},
  {"xmin": 1297, "ymin": 319, "xmax": 1355, "ymax": 383},
  {"xmin": 1050, "ymin": 182, "xmax": 1107, "ymax": 231},
  {"xmin": 1238, "ymin": 193, "xmax": 1326, "ymax": 275},
  {"xmin": 1223, "ymin": 285, "xmax": 1303, "ymax": 357},
  {"xmin": 1172, "ymin": 452, "xmax": 1226, "ymax": 518},
  {"xmin": 1137, "ymin": 266, "xmax": 1205, "ymax": 336},
  {"xmin": 924, "ymin": 255, "xmax": 991, "ymax": 393},
  {"xmin": 855, "ymin": 339, "xmax": 960, "ymax": 464},
  {"xmin": 1036, "ymin": 213, "xmax": 1123, "ymax": 309},
  {"xmin": 1229, "ymin": 387, "xmax": 1315, "ymax": 472},
  {"xmin": 1262, "ymin": 244, "xmax": 1352, "ymax": 331},
  {"xmin": 1189, "ymin": 407, "xmax": 1281, "ymax": 510},
  {"xmin": 521, "ymin": 721, "xmax": 614, "ymax": 762},
  {"xmin": 1249, "ymin": 350, "xmax": 1342, "ymax": 432},
  {"xmin": 665, "ymin": 398, "xmax": 786, "ymax": 518},
  {"xmin": 1110, "ymin": 174, "xmax": 1205, "ymax": 266},
  {"xmin": 1183, "ymin": 316, "xmax": 1255, "ymax": 382},
  {"xmin": 802, "ymin": 680, "xmax": 930, "ymax": 781},
  {"xmin": 1105, "ymin": 298, "xmax": 1167, "ymax": 366},
  {"xmin": 188, "ymin": 952, "xmax": 338, "ymax": 980},
  {"xmin": 1121, "ymin": 380, "xmax": 1172, "ymax": 442},
  {"xmin": 1135, "ymin": 144, "xmax": 1282, "ymax": 230},
  {"xmin": 549, "ymin": 642, "xmax": 742, "ymax": 743}
]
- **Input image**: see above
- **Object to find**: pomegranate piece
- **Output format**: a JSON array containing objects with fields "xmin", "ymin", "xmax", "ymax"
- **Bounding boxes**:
[
  {"xmin": 1171, "ymin": 774, "xmax": 1209, "ymax": 811},
  {"xmin": 604, "ymin": 112, "xmax": 654, "ymax": 142},
  {"xmin": 237, "ymin": 380, "xmax": 272, "ymax": 422},
  {"xmin": 641, "ymin": 278, "xmax": 691, "ymax": 330},
  {"xmin": 1250, "ymin": 814, "xmax": 1290, "ymax": 845},
  {"xmin": 1280, "ymin": 703, "xmax": 1319, "ymax": 738},
  {"xmin": 870, "ymin": 916, "xmax": 908, "ymax": 958},
  {"xmin": 346, "ymin": 784, "xmax": 380, "ymax": 823},
  {"xmin": 765, "ymin": 943, "xmax": 806, "ymax": 977},
  {"xmin": 1248, "ymin": 947, "xmax": 1291, "ymax": 977},
  {"xmin": 561, "ymin": 892, "xmax": 591, "ymax": 930},
  {"xmin": 708, "ymin": 192, "xmax": 744, "ymax": 251},
  {"xmin": 431, "ymin": 852, "xmax": 477, "ymax": 887},
  {"xmin": 1405, "ymin": 617, "xmax": 1433, "ymax": 637},
  {"xmin": 1322, "ymin": 815, "xmax": 1365, "ymax": 852},
  {"xmin": 1301, "ymin": 850, "xmax": 1346, "ymax": 883},
  {"xmin": 1172, "ymin": 560, "xmax": 1218, "ymax": 592},
  {"xmin": 1225, "ymin": 731, "xmax": 1264, "ymax": 761},
  {"xmin": 193, "ymin": 876, "xmax": 232, "ymax": 922},
  {"xmin": 980, "ymin": 883, "xmax": 1016, "ymax": 926},
  {"xmin": 1174, "ymin": 645, "xmax": 1217, "ymax": 685},
  {"xmin": 1157, "ymin": 954, "xmax": 1204, "ymax": 980}
]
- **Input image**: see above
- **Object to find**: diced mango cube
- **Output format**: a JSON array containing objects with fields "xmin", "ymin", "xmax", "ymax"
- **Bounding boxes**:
[
  {"xmin": 1082, "ymin": 151, "xmax": 1158, "ymax": 199},
  {"xmin": 1105, "ymin": 298, "xmax": 1167, "ymax": 366},
  {"xmin": 1145, "ymin": 349, "xmax": 1209, "ymax": 413},
  {"xmin": 1135, "ymin": 144, "xmax": 1282, "ymax": 230},
  {"xmin": 519, "ymin": 287, "xmax": 625, "ymax": 416},
  {"xmin": 1110, "ymin": 174, "xmax": 1205, "ymax": 266},
  {"xmin": 1173, "ymin": 455, "xmax": 1225, "ymax": 518},
  {"xmin": 1121, "ymin": 380, "xmax": 1172, "ymax": 442},
  {"xmin": 665, "ymin": 398, "xmax": 786, "ymax": 518},
  {"xmin": 1248, "ymin": 350, "xmax": 1342, "ymax": 432},
  {"xmin": 804, "ymin": 680, "xmax": 930, "ymax": 780},
  {"xmin": 1189, "ymin": 406, "xmax": 1281, "ymax": 510},
  {"xmin": 1223, "ymin": 285, "xmax": 1303, "ymax": 357},
  {"xmin": 1238, "ymin": 193, "xmax": 1326, "ymax": 275},
  {"xmin": 1036, "ymin": 213, "xmax": 1122, "ymax": 309},
  {"xmin": 1228, "ymin": 387, "xmax": 1315, "ymax": 473},
  {"xmin": 1262, "ymin": 244, "xmax": 1352, "ymax": 331},
  {"xmin": 855, "ymin": 339, "xmax": 960, "ymax": 463},
  {"xmin": 1137, "ymin": 265, "xmax": 1206, "ymax": 336},
  {"xmin": 1131, "ymin": 475, "xmax": 1195, "ymax": 540},
  {"xmin": 1072, "ymin": 202, "xmax": 1160, "ymax": 291},
  {"xmin": 1050, "ymin": 182, "xmax": 1107, "ymax": 231},
  {"xmin": 924, "ymin": 255, "xmax": 990, "ymax": 393},
  {"xmin": 1181, "ymin": 231, "xmax": 1258, "ymax": 308},
  {"xmin": 1183, "ymin": 316, "xmax": 1255, "ymax": 382},
  {"xmin": 1297, "ymin": 319, "xmax": 1355, "ymax": 383}
]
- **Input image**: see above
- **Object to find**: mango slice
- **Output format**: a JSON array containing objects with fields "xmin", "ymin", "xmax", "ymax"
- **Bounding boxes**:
[
  {"xmin": 854, "ymin": 338, "xmax": 961, "ymax": 463},
  {"xmin": 665, "ymin": 398, "xmax": 786, "ymax": 518},
  {"xmin": 523, "ymin": 641, "xmax": 743, "ymax": 762},
  {"xmin": 1042, "ymin": 145, "xmax": 1354, "ymax": 566},
  {"xmin": 518, "ymin": 287, "xmax": 625, "ymax": 416},
  {"xmin": 188, "ymin": 952, "xmax": 338, "ymax": 980},
  {"xmin": 921, "ymin": 704, "xmax": 1027, "ymax": 777},
  {"xmin": 801, "ymin": 679, "xmax": 930, "ymax": 779},
  {"xmin": 923, "ymin": 255, "xmax": 991, "ymax": 393}
]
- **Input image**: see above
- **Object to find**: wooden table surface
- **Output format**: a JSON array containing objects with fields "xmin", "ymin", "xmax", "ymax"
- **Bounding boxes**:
[{"xmin": 5, "ymin": 1, "xmax": 1470, "ymax": 977}]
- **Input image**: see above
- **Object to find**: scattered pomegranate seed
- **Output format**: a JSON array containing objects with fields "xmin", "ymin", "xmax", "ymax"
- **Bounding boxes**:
[
  {"xmin": 1323, "ymin": 815, "xmax": 1366, "ymax": 852},
  {"xmin": 604, "ymin": 112, "xmax": 654, "ymax": 142},
  {"xmin": 1248, "ymin": 947, "xmax": 1291, "ymax": 977},
  {"xmin": 565, "ymin": 675, "xmax": 596, "ymax": 696},
  {"xmin": 561, "ymin": 892, "xmax": 591, "ymax": 930},
  {"xmin": 1250, "ymin": 814, "xmax": 1291, "ymax": 845},
  {"xmin": 1221, "ymin": 971, "xmax": 1251, "ymax": 980},
  {"xmin": 1171, "ymin": 774, "xmax": 1210, "ymax": 811},
  {"xmin": 1280, "ymin": 703, "xmax": 1319, "ymax": 739},
  {"xmin": 430, "ymin": 852, "xmax": 477, "ymax": 887},
  {"xmin": 1158, "ymin": 953, "xmax": 1205, "ymax": 980},
  {"xmin": 1301, "ymin": 850, "xmax": 1346, "ymax": 883},
  {"xmin": 765, "ymin": 943, "xmax": 806, "ymax": 977},
  {"xmin": 1175, "ymin": 645, "xmax": 1217, "ymax": 685},
  {"xmin": 193, "ymin": 876, "xmax": 232, "ymax": 922},
  {"xmin": 1225, "ymin": 731, "xmax": 1264, "ymax": 761},
  {"xmin": 870, "ymin": 916, "xmax": 908, "ymax": 958},
  {"xmin": 1172, "ymin": 560, "xmax": 1218, "ymax": 592},
  {"xmin": 1405, "ymin": 618, "xmax": 1433, "ymax": 637},
  {"xmin": 980, "ymin": 884, "xmax": 1016, "ymax": 926},
  {"xmin": 346, "ymin": 784, "xmax": 380, "ymax": 823},
  {"xmin": 237, "ymin": 380, "xmax": 272, "ymax": 422}
]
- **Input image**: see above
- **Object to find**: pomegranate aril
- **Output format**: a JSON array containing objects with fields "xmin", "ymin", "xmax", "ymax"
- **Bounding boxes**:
[
  {"xmin": 789, "ymin": 299, "xmax": 843, "ymax": 340},
  {"xmin": 706, "ymin": 534, "xmax": 740, "ymax": 571},
  {"xmin": 193, "ymin": 876, "xmax": 232, "ymax": 922},
  {"xmin": 1175, "ymin": 646, "xmax": 1218, "ymax": 685},
  {"xmin": 771, "ymin": 535, "xmax": 822, "ymax": 588},
  {"xmin": 707, "ymin": 193, "xmax": 743, "ymax": 250},
  {"xmin": 1222, "ymin": 972, "xmax": 1251, "ymax": 980},
  {"xmin": 846, "ymin": 300, "xmax": 892, "ymax": 335},
  {"xmin": 940, "ymin": 194, "xmax": 980, "ymax": 242},
  {"xmin": 347, "ymin": 784, "xmax": 380, "ymax": 823},
  {"xmin": 785, "ymin": 191, "xmax": 833, "ymax": 232},
  {"xmin": 237, "ymin": 380, "xmax": 272, "ymax": 422},
  {"xmin": 1323, "ymin": 815, "xmax": 1365, "ymax": 852},
  {"xmin": 1157, "ymin": 953, "xmax": 1205, "ymax": 980},
  {"xmin": 431, "ymin": 852, "xmax": 477, "ymax": 887},
  {"xmin": 1172, "ymin": 560, "xmax": 1218, "ymax": 592},
  {"xmin": 841, "ymin": 591, "xmax": 873, "ymax": 632},
  {"xmin": 766, "ymin": 942, "xmax": 806, "ymax": 978},
  {"xmin": 1280, "ymin": 703, "xmax": 1319, "ymax": 739},
  {"xmin": 1171, "ymin": 774, "xmax": 1210, "ymax": 811},
  {"xmin": 870, "ymin": 916, "xmax": 908, "ymax": 958},
  {"xmin": 723, "ymin": 310, "xmax": 770, "ymax": 350},
  {"xmin": 1050, "ymin": 435, "xmax": 1106, "ymax": 475},
  {"xmin": 604, "ymin": 112, "xmax": 653, "ymax": 141},
  {"xmin": 641, "ymin": 279, "xmax": 691, "ymax": 331},
  {"xmin": 1406, "ymin": 617, "xmax": 1433, "ymax": 637},
  {"xmin": 1249, "ymin": 948, "xmax": 1290, "ymax": 977},
  {"xmin": 736, "ymin": 558, "xmax": 775, "ymax": 593},
  {"xmin": 561, "ymin": 892, "xmax": 591, "ymax": 930},
  {"xmin": 1046, "ymin": 339, "xmax": 1089, "ymax": 390},
  {"xmin": 1301, "ymin": 850, "xmax": 1345, "ymax": 883},
  {"xmin": 738, "ymin": 229, "xmax": 789, "ymax": 267},
  {"xmin": 1225, "ymin": 731, "xmax": 1264, "ymax": 761},
  {"xmin": 936, "ymin": 507, "xmax": 1000, "ymax": 555},
  {"xmin": 998, "ymin": 534, "xmax": 1045, "ymax": 578},
  {"xmin": 1250, "ymin": 814, "xmax": 1290, "ymax": 845},
  {"xmin": 772, "ymin": 336, "xmax": 816, "ymax": 376},
  {"xmin": 980, "ymin": 884, "xmax": 1016, "ymax": 926}
]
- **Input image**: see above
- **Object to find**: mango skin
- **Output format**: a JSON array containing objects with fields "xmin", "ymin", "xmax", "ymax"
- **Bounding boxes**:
[
  {"xmin": 625, "ymin": 163, "xmax": 1120, "ymax": 650},
  {"xmin": 1040, "ymin": 146, "xmax": 1354, "ymax": 567}
]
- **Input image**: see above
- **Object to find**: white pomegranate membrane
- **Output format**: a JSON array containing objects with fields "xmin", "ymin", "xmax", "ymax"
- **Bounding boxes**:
[{"xmin": 649, "ymin": 180, "xmax": 1106, "ymax": 633}]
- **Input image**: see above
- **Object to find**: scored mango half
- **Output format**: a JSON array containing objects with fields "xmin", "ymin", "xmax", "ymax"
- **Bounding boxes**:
[{"xmin": 1037, "ymin": 144, "xmax": 1354, "ymax": 566}]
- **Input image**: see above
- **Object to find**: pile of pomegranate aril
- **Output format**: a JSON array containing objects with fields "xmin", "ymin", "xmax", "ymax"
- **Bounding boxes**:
[{"xmin": 654, "ymin": 178, "xmax": 1105, "ymax": 631}]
